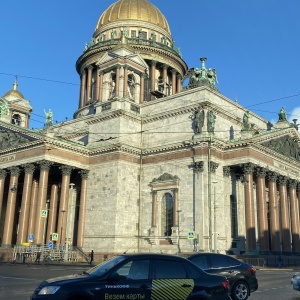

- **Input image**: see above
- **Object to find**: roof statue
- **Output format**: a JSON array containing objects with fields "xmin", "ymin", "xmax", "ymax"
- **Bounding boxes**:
[
  {"xmin": 278, "ymin": 106, "xmax": 287, "ymax": 122},
  {"xmin": 186, "ymin": 57, "xmax": 218, "ymax": 91},
  {"xmin": 44, "ymin": 109, "xmax": 53, "ymax": 128},
  {"xmin": 242, "ymin": 110, "xmax": 251, "ymax": 131}
]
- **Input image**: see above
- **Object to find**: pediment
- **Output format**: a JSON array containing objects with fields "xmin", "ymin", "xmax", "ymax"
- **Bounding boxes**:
[
  {"xmin": 97, "ymin": 47, "xmax": 148, "ymax": 70},
  {"xmin": 0, "ymin": 126, "xmax": 40, "ymax": 150},
  {"xmin": 261, "ymin": 135, "xmax": 300, "ymax": 161}
]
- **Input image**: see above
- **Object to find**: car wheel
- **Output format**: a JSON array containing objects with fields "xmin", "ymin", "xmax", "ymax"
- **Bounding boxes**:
[{"xmin": 231, "ymin": 280, "xmax": 249, "ymax": 300}]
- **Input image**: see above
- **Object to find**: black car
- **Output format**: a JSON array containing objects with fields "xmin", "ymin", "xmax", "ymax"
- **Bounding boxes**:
[
  {"xmin": 185, "ymin": 253, "xmax": 258, "ymax": 300},
  {"xmin": 31, "ymin": 253, "xmax": 230, "ymax": 300}
]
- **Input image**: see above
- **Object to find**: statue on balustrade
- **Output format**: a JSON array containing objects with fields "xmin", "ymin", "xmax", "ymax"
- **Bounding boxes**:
[
  {"xmin": 278, "ymin": 106, "xmax": 287, "ymax": 122},
  {"xmin": 207, "ymin": 110, "xmax": 216, "ymax": 134},
  {"xmin": 193, "ymin": 110, "xmax": 205, "ymax": 134}
]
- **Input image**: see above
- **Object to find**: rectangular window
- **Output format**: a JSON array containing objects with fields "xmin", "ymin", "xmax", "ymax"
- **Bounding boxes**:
[
  {"xmin": 131, "ymin": 30, "xmax": 136, "ymax": 38},
  {"xmin": 141, "ymin": 31, "xmax": 147, "ymax": 39}
]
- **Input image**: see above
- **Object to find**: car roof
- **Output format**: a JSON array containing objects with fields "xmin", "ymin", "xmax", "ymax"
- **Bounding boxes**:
[{"xmin": 121, "ymin": 253, "xmax": 189, "ymax": 261}]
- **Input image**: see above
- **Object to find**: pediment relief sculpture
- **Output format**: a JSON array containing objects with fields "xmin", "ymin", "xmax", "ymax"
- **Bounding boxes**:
[
  {"xmin": 152, "ymin": 173, "xmax": 179, "ymax": 182},
  {"xmin": 0, "ymin": 129, "xmax": 31, "ymax": 150},
  {"xmin": 262, "ymin": 135, "xmax": 300, "ymax": 161}
]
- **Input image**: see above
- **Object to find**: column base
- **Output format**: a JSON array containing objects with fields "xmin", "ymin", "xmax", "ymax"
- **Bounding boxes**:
[
  {"xmin": 259, "ymin": 251, "xmax": 271, "ymax": 255},
  {"xmin": 244, "ymin": 250, "xmax": 259, "ymax": 255},
  {"xmin": 271, "ymin": 251, "xmax": 281, "ymax": 255},
  {"xmin": 1, "ymin": 244, "xmax": 13, "ymax": 249}
]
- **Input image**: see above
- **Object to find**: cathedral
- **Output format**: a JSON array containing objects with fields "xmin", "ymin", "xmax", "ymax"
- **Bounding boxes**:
[{"xmin": 1, "ymin": 0, "xmax": 300, "ymax": 260}]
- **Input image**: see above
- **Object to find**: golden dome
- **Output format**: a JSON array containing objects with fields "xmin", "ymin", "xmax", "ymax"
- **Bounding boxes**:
[
  {"xmin": 3, "ymin": 81, "xmax": 24, "ymax": 98},
  {"xmin": 96, "ymin": 0, "xmax": 171, "ymax": 34}
]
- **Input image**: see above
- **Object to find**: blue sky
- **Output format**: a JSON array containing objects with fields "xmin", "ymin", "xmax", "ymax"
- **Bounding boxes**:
[{"xmin": 0, "ymin": 0, "xmax": 299, "ymax": 129}]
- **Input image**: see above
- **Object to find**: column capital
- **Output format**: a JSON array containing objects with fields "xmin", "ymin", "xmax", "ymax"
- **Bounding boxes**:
[
  {"xmin": 59, "ymin": 165, "xmax": 74, "ymax": 176},
  {"xmin": 223, "ymin": 166, "xmax": 231, "ymax": 177},
  {"xmin": 0, "ymin": 169, "xmax": 7, "ymax": 179},
  {"xmin": 8, "ymin": 166, "xmax": 20, "ymax": 177},
  {"xmin": 79, "ymin": 169, "xmax": 89, "ymax": 179},
  {"xmin": 176, "ymin": 74, "xmax": 182, "ymax": 80},
  {"xmin": 38, "ymin": 160, "xmax": 53, "ymax": 171},
  {"xmin": 151, "ymin": 60, "xmax": 157, "ymax": 66},
  {"xmin": 163, "ymin": 64, "xmax": 168, "ymax": 70},
  {"xmin": 22, "ymin": 163, "xmax": 35, "ymax": 174},
  {"xmin": 209, "ymin": 161, "xmax": 219, "ymax": 173},
  {"xmin": 288, "ymin": 179, "xmax": 297, "ymax": 189},
  {"xmin": 278, "ymin": 175, "xmax": 288, "ymax": 186},
  {"xmin": 267, "ymin": 171, "xmax": 278, "ymax": 182},
  {"xmin": 192, "ymin": 161, "xmax": 204, "ymax": 173},
  {"xmin": 171, "ymin": 69, "xmax": 177, "ymax": 75},
  {"xmin": 241, "ymin": 162, "xmax": 255, "ymax": 174},
  {"xmin": 87, "ymin": 65, "xmax": 93, "ymax": 70},
  {"xmin": 256, "ymin": 167, "xmax": 267, "ymax": 178}
]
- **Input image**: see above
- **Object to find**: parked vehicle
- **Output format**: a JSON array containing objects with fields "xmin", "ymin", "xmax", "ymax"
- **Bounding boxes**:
[
  {"xmin": 184, "ymin": 253, "xmax": 258, "ymax": 300},
  {"xmin": 31, "ymin": 253, "xmax": 230, "ymax": 300},
  {"xmin": 291, "ymin": 273, "xmax": 300, "ymax": 291}
]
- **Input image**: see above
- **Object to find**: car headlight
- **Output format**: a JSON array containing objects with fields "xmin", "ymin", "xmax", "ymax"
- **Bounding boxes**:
[{"xmin": 38, "ymin": 286, "xmax": 61, "ymax": 295}]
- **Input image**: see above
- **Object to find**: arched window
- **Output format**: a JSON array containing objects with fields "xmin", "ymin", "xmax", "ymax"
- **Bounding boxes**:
[
  {"xmin": 12, "ymin": 114, "xmax": 21, "ymax": 126},
  {"xmin": 162, "ymin": 193, "xmax": 174, "ymax": 236}
]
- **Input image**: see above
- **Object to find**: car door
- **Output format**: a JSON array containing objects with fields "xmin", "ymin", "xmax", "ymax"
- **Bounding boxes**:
[
  {"xmin": 98, "ymin": 259, "xmax": 152, "ymax": 299},
  {"xmin": 151, "ymin": 259, "xmax": 194, "ymax": 300}
]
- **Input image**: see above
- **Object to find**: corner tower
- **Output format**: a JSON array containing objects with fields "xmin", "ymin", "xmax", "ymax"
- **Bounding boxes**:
[{"xmin": 75, "ymin": 0, "xmax": 188, "ymax": 118}]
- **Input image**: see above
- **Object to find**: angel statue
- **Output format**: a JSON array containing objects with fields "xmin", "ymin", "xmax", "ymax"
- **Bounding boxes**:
[{"xmin": 44, "ymin": 109, "xmax": 53, "ymax": 128}]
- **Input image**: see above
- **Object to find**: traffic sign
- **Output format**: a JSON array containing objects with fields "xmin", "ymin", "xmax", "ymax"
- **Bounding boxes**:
[
  {"xmin": 41, "ymin": 210, "xmax": 48, "ymax": 218},
  {"xmin": 187, "ymin": 231, "xmax": 196, "ymax": 240},
  {"xmin": 52, "ymin": 233, "xmax": 58, "ymax": 241},
  {"xmin": 28, "ymin": 234, "xmax": 34, "ymax": 242},
  {"xmin": 48, "ymin": 241, "xmax": 53, "ymax": 248}
]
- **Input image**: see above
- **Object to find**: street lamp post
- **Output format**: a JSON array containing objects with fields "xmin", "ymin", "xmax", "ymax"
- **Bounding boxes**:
[
  {"xmin": 177, "ymin": 210, "xmax": 182, "ymax": 253},
  {"xmin": 60, "ymin": 210, "xmax": 66, "ymax": 245},
  {"xmin": 43, "ymin": 199, "xmax": 50, "ymax": 245},
  {"xmin": 212, "ymin": 181, "xmax": 218, "ymax": 253}
]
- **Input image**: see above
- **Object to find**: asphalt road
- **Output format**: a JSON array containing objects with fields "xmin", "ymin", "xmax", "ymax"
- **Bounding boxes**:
[{"xmin": 1, "ymin": 262, "xmax": 300, "ymax": 300}]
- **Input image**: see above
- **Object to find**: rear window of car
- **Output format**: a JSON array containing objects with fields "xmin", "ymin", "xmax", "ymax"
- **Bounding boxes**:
[
  {"xmin": 189, "ymin": 255, "xmax": 209, "ymax": 269},
  {"xmin": 226, "ymin": 256, "xmax": 241, "ymax": 267},
  {"xmin": 210, "ymin": 255, "xmax": 230, "ymax": 268}
]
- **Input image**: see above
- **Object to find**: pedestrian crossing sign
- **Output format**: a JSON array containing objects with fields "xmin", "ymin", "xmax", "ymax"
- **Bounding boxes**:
[
  {"xmin": 41, "ymin": 210, "xmax": 48, "ymax": 218},
  {"xmin": 52, "ymin": 233, "xmax": 58, "ymax": 241},
  {"xmin": 187, "ymin": 231, "xmax": 196, "ymax": 240}
]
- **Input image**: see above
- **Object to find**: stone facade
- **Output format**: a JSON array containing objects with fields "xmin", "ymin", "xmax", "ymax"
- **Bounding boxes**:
[{"xmin": 1, "ymin": 0, "xmax": 300, "ymax": 259}]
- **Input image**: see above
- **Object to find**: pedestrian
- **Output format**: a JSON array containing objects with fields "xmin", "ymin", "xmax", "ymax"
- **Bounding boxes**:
[
  {"xmin": 90, "ymin": 250, "xmax": 94, "ymax": 265},
  {"xmin": 35, "ymin": 251, "xmax": 41, "ymax": 263}
]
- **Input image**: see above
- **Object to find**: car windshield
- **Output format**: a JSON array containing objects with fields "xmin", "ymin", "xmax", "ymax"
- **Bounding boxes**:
[{"xmin": 85, "ymin": 255, "xmax": 126, "ymax": 276}]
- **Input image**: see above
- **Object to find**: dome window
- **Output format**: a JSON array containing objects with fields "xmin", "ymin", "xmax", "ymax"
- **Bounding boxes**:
[{"xmin": 12, "ymin": 114, "xmax": 21, "ymax": 126}]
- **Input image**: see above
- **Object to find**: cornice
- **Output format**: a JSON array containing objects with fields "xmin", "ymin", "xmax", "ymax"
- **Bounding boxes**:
[{"xmin": 85, "ymin": 109, "xmax": 141, "ymax": 125}]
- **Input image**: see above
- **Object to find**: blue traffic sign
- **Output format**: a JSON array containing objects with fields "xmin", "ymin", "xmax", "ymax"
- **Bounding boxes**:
[
  {"xmin": 28, "ymin": 234, "xmax": 34, "ymax": 242},
  {"xmin": 48, "ymin": 241, "xmax": 53, "ymax": 248}
]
